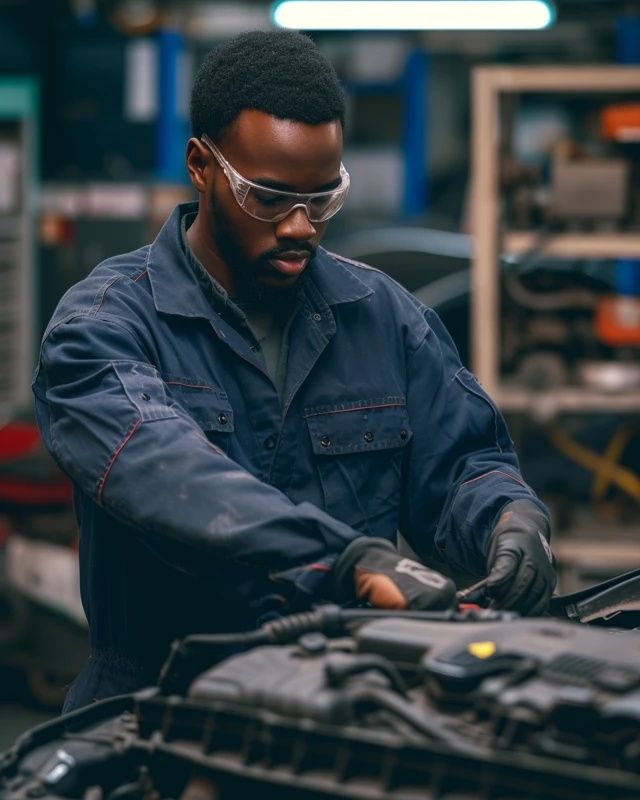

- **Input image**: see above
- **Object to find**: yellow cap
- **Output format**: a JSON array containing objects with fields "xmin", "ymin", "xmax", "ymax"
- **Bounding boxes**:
[{"xmin": 467, "ymin": 641, "xmax": 497, "ymax": 659}]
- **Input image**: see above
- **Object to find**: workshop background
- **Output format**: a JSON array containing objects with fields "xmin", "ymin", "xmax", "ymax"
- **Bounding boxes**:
[{"xmin": 1, "ymin": 0, "xmax": 639, "ymax": 745}]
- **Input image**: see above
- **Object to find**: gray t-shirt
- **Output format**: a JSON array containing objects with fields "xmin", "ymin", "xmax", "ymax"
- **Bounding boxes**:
[{"xmin": 181, "ymin": 213, "xmax": 298, "ymax": 402}]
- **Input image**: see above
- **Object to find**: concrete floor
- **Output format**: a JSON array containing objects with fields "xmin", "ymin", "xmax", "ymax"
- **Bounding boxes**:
[{"xmin": 0, "ymin": 666, "xmax": 56, "ymax": 753}]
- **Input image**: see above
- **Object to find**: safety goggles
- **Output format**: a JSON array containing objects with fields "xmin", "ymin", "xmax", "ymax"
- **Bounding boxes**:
[{"xmin": 201, "ymin": 133, "xmax": 350, "ymax": 223}]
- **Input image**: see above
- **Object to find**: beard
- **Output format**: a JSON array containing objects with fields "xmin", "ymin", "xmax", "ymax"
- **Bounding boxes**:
[{"xmin": 211, "ymin": 198, "xmax": 317, "ymax": 307}]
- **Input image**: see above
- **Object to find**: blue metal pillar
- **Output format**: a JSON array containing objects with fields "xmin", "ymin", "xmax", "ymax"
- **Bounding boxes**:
[
  {"xmin": 155, "ymin": 28, "xmax": 189, "ymax": 181},
  {"xmin": 615, "ymin": 11, "xmax": 640, "ymax": 64},
  {"xmin": 614, "ymin": 11, "xmax": 640, "ymax": 298},
  {"xmin": 402, "ymin": 49, "xmax": 430, "ymax": 216}
]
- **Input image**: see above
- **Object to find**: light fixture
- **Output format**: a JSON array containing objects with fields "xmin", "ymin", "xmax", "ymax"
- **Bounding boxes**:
[{"xmin": 271, "ymin": 0, "xmax": 556, "ymax": 31}]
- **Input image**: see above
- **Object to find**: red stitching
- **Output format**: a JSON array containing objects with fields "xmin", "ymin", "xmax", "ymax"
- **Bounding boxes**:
[
  {"xmin": 133, "ymin": 268, "xmax": 148, "ymax": 282},
  {"xmin": 460, "ymin": 469, "xmax": 527, "ymax": 489},
  {"xmin": 305, "ymin": 401, "xmax": 403, "ymax": 418},
  {"xmin": 308, "ymin": 563, "xmax": 332, "ymax": 572},
  {"xmin": 96, "ymin": 418, "xmax": 141, "ymax": 504}
]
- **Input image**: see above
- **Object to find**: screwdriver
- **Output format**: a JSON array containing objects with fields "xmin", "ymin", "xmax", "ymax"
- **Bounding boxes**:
[{"xmin": 455, "ymin": 576, "xmax": 492, "ymax": 601}]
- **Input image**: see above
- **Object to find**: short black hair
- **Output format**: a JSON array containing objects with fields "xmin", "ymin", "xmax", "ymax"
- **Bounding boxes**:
[{"xmin": 190, "ymin": 30, "xmax": 345, "ymax": 141}]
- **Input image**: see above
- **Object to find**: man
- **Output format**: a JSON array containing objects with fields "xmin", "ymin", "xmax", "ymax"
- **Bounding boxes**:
[{"xmin": 33, "ymin": 31, "xmax": 555, "ymax": 711}]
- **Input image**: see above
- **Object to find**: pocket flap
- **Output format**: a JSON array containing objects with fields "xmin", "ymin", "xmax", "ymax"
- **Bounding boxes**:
[
  {"xmin": 304, "ymin": 399, "xmax": 411, "ymax": 455},
  {"xmin": 166, "ymin": 379, "xmax": 234, "ymax": 433},
  {"xmin": 113, "ymin": 361, "xmax": 178, "ymax": 422}
]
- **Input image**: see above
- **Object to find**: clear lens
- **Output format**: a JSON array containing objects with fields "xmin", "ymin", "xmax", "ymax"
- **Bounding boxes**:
[
  {"xmin": 202, "ymin": 134, "xmax": 349, "ymax": 223},
  {"xmin": 242, "ymin": 178, "xmax": 349, "ymax": 222}
]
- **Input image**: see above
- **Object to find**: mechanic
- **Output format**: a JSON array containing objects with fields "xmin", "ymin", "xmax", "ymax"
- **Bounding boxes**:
[{"xmin": 33, "ymin": 31, "xmax": 555, "ymax": 712}]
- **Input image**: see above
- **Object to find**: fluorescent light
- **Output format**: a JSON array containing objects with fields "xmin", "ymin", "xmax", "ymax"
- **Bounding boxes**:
[{"xmin": 272, "ymin": 1, "xmax": 556, "ymax": 30}]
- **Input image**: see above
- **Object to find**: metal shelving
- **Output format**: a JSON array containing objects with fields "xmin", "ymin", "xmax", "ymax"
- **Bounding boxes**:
[
  {"xmin": 503, "ymin": 232, "xmax": 640, "ymax": 259},
  {"xmin": 470, "ymin": 65, "xmax": 640, "ymax": 413}
]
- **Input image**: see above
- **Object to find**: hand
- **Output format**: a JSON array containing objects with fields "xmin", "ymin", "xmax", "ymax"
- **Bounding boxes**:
[
  {"xmin": 331, "ymin": 537, "xmax": 456, "ymax": 611},
  {"xmin": 486, "ymin": 500, "xmax": 556, "ymax": 616}
]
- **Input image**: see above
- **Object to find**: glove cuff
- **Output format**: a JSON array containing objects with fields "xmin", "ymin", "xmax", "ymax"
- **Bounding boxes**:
[{"xmin": 331, "ymin": 537, "xmax": 396, "ymax": 602}]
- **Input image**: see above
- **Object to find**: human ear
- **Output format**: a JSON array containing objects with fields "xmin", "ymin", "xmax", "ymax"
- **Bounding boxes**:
[{"xmin": 185, "ymin": 138, "xmax": 211, "ymax": 193}]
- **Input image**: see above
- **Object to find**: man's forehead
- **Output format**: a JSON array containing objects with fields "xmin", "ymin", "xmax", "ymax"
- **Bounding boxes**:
[{"xmin": 222, "ymin": 109, "xmax": 343, "ymax": 170}]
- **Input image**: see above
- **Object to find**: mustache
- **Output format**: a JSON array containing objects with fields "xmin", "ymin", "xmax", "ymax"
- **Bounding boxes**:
[{"xmin": 260, "ymin": 242, "xmax": 317, "ymax": 261}]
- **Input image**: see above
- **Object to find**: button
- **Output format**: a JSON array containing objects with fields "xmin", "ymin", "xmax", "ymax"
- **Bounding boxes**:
[
  {"xmin": 140, "ymin": 392, "xmax": 151, "ymax": 401},
  {"xmin": 319, "ymin": 435, "xmax": 331, "ymax": 448},
  {"xmin": 363, "ymin": 431, "xmax": 374, "ymax": 443},
  {"xmin": 264, "ymin": 435, "xmax": 277, "ymax": 450},
  {"xmin": 399, "ymin": 428, "xmax": 408, "ymax": 440},
  {"xmin": 217, "ymin": 413, "xmax": 228, "ymax": 426},
  {"xmin": 312, "ymin": 312, "xmax": 322, "ymax": 322}
]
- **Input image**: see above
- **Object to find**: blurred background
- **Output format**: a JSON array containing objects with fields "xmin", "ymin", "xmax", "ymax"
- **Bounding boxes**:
[{"xmin": 1, "ymin": 0, "xmax": 640, "ymax": 745}]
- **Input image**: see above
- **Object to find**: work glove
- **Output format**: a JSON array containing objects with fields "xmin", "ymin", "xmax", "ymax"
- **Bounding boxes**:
[
  {"xmin": 331, "ymin": 537, "xmax": 457, "ymax": 611},
  {"xmin": 486, "ymin": 499, "xmax": 556, "ymax": 616}
]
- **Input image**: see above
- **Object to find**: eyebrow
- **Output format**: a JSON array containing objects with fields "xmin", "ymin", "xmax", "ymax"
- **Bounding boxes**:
[{"xmin": 252, "ymin": 176, "xmax": 343, "ymax": 193}]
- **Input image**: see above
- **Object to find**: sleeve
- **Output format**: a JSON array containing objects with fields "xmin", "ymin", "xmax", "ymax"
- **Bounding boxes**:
[
  {"xmin": 400, "ymin": 307, "xmax": 548, "ymax": 577},
  {"xmin": 32, "ymin": 312, "xmax": 361, "ymax": 594}
]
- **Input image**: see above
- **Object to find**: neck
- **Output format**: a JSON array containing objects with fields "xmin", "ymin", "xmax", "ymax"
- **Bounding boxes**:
[{"xmin": 186, "ymin": 213, "xmax": 235, "ymax": 295}]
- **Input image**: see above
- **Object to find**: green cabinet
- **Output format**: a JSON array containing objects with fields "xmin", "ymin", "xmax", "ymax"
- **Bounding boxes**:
[{"xmin": 0, "ymin": 78, "xmax": 38, "ymax": 413}]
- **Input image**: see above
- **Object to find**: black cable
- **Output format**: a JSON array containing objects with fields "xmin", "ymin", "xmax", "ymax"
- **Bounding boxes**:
[
  {"xmin": 157, "ymin": 629, "xmax": 270, "ymax": 692},
  {"xmin": 350, "ymin": 686, "xmax": 485, "ymax": 756},
  {"xmin": 324, "ymin": 654, "xmax": 409, "ymax": 695}
]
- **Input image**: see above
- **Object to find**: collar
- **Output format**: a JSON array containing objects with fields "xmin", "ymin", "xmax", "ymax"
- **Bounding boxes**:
[
  {"xmin": 147, "ymin": 203, "xmax": 220, "ymax": 320},
  {"xmin": 304, "ymin": 248, "xmax": 373, "ymax": 307},
  {"xmin": 146, "ymin": 203, "xmax": 372, "ymax": 319}
]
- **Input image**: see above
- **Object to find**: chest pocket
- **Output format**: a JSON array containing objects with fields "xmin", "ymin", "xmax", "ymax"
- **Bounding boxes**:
[
  {"xmin": 166, "ymin": 378, "xmax": 235, "ymax": 452},
  {"xmin": 304, "ymin": 398, "xmax": 412, "ymax": 536}
]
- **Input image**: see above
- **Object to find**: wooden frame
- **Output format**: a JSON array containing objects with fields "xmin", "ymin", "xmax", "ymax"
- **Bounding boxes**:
[{"xmin": 470, "ymin": 66, "xmax": 640, "ymax": 414}]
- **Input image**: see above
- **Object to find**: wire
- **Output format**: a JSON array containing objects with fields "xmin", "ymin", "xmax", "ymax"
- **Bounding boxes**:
[{"xmin": 158, "ymin": 629, "xmax": 270, "ymax": 691}]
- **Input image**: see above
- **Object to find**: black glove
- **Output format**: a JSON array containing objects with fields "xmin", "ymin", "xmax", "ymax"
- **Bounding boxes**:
[
  {"xmin": 486, "ymin": 499, "xmax": 556, "ymax": 616},
  {"xmin": 331, "ymin": 537, "xmax": 457, "ymax": 611}
]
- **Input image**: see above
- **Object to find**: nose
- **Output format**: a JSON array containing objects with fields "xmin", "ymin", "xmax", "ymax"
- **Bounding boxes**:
[{"xmin": 275, "ymin": 205, "xmax": 317, "ymax": 241}]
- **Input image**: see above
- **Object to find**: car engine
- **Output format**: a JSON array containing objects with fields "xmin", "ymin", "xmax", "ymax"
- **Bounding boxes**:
[{"xmin": 1, "ymin": 599, "xmax": 640, "ymax": 800}]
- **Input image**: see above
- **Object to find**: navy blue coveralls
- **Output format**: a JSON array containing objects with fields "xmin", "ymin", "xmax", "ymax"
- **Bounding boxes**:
[{"xmin": 33, "ymin": 203, "xmax": 546, "ymax": 709}]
